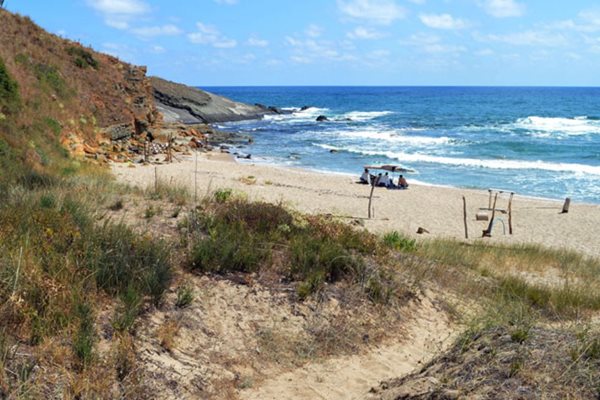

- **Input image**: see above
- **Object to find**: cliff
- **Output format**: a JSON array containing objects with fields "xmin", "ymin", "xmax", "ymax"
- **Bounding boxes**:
[{"xmin": 151, "ymin": 76, "xmax": 277, "ymax": 124}]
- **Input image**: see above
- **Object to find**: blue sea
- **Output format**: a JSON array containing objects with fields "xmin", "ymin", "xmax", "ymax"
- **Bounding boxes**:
[{"xmin": 205, "ymin": 87, "xmax": 600, "ymax": 204}]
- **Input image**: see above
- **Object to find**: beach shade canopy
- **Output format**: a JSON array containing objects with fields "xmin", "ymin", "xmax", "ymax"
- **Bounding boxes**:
[{"xmin": 364, "ymin": 164, "xmax": 415, "ymax": 173}]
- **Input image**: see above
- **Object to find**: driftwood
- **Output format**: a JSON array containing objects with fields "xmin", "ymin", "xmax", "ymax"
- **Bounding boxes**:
[
  {"xmin": 462, "ymin": 196, "xmax": 469, "ymax": 239},
  {"xmin": 417, "ymin": 227, "xmax": 429, "ymax": 234}
]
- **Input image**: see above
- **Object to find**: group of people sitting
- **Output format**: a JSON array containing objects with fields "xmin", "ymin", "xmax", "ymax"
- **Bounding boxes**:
[{"xmin": 359, "ymin": 168, "xmax": 409, "ymax": 189}]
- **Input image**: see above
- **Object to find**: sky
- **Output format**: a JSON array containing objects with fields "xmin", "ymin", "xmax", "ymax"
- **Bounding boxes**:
[{"xmin": 6, "ymin": 0, "xmax": 600, "ymax": 86}]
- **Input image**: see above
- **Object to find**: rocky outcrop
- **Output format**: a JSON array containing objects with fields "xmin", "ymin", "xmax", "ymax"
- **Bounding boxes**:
[{"xmin": 151, "ymin": 77, "xmax": 277, "ymax": 124}]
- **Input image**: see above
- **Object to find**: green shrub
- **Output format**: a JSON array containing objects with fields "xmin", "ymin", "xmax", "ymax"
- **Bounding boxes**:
[
  {"xmin": 34, "ymin": 63, "xmax": 69, "ymax": 98},
  {"xmin": 112, "ymin": 286, "xmax": 142, "ymax": 333},
  {"xmin": 189, "ymin": 223, "xmax": 268, "ymax": 274},
  {"xmin": 383, "ymin": 231, "xmax": 417, "ymax": 252},
  {"xmin": 175, "ymin": 285, "xmax": 195, "ymax": 308},
  {"xmin": 73, "ymin": 301, "xmax": 95, "ymax": 368},
  {"xmin": 67, "ymin": 46, "xmax": 99, "ymax": 69},
  {"xmin": 0, "ymin": 57, "xmax": 21, "ymax": 115},
  {"xmin": 214, "ymin": 188, "xmax": 233, "ymax": 203},
  {"xmin": 84, "ymin": 223, "xmax": 172, "ymax": 304}
]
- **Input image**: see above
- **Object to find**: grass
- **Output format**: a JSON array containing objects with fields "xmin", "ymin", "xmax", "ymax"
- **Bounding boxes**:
[
  {"xmin": 186, "ymin": 197, "xmax": 397, "ymax": 303},
  {"xmin": 0, "ymin": 56, "xmax": 21, "ymax": 115},
  {"xmin": 175, "ymin": 285, "xmax": 195, "ymax": 308},
  {"xmin": 383, "ymin": 231, "xmax": 417, "ymax": 252}
]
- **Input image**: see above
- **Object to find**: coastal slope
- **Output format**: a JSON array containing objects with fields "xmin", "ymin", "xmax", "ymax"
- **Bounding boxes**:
[{"xmin": 151, "ymin": 76, "xmax": 276, "ymax": 124}]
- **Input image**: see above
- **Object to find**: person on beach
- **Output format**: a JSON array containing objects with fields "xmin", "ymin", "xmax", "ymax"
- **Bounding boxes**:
[
  {"xmin": 360, "ymin": 168, "xmax": 370, "ymax": 184},
  {"xmin": 398, "ymin": 175, "xmax": 409, "ymax": 189},
  {"xmin": 378, "ymin": 172, "xmax": 391, "ymax": 187}
]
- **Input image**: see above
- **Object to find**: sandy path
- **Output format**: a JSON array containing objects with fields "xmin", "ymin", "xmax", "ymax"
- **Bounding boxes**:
[
  {"xmin": 239, "ymin": 295, "xmax": 454, "ymax": 400},
  {"xmin": 113, "ymin": 154, "xmax": 600, "ymax": 258}
]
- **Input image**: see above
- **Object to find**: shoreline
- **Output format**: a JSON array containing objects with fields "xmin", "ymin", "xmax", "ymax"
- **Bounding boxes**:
[
  {"xmin": 112, "ymin": 152, "xmax": 600, "ymax": 259},
  {"xmin": 235, "ymin": 157, "xmax": 578, "ymax": 206}
]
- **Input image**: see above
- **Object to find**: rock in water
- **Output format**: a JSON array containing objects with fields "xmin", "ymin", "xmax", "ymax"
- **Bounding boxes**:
[{"xmin": 316, "ymin": 115, "xmax": 329, "ymax": 122}]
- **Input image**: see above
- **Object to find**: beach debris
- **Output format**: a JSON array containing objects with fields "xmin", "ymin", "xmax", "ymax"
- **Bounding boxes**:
[
  {"xmin": 316, "ymin": 115, "xmax": 329, "ymax": 122},
  {"xmin": 417, "ymin": 227, "xmax": 430, "ymax": 234},
  {"xmin": 561, "ymin": 197, "xmax": 571, "ymax": 214}
]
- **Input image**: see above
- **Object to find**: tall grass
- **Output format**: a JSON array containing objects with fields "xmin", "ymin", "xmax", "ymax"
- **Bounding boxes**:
[{"xmin": 186, "ymin": 197, "xmax": 398, "ymax": 302}]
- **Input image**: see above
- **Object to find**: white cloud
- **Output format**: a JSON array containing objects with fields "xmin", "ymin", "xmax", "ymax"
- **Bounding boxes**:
[
  {"xmin": 214, "ymin": 0, "xmax": 238, "ymax": 4},
  {"xmin": 286, "ymin": 36, "xmax": 356, "ymax": 64},
  {"xmin": 188, "ymin": 22, "xmax": 237, "ymax": 48},
  {"xmin": 401, "ymin": 33, "xmax": 466, "ymax": 55},
  {"xmin": 347, "ymin": 26, "xmax": 385, "ymax": 39},
  {"xmin": 306, "ymin": 24, "xmax": 323, "ymax": 38},
  {"xmin": 478, "ymin": 30, "xmax": 568, "ymax": 47},
  {"xmin": 420, "ymin": 14, "xmax": 468, "ymax": 30},
  {"xmin": 481, "ymin": 0, "xmax": 525, "ymax": 18},
  {"xmin": 247, "ymin": 37, "xmax": 269, "ymax": 47},
  {"xmin": 87, "ymin": 0, "xmax": 149, "ymax": 29},
  {"xmin": 476, "ymin": 48, "xmax": 494, "ymax": 56},
  {"xmin": 337, "ymin": 0, "xmax": 406, "ymax": 25},
  {"xmin": 88, "ymin": 0, "xmax": 148, "ymax": 15},
  {"xmin": 150, "ymin": 45, "xmax": 166, "ymax": 54},
  {"xmin": 131, "ymin": 24, "xmax": 182, "ymax": 37}
]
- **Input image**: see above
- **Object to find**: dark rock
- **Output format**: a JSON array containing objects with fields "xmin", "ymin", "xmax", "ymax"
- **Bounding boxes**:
[
  {"xmin": 151, "ymin": 77, "xmax": 278, "ymax": 124},
  {"xmin": 316, "ymin": 115, "xmax": 329, "ymax": 122},
  {"xmin": 300, "ymin": 105, "xmax": 312, "ymax": 111},
  {"xmin": 105, "ymin": 123, "xmax": 133, "ymax": 141}
]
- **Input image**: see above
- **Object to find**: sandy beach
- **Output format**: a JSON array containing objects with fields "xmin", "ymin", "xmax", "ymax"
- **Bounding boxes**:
[{"xmin": 112, "ymin": 153, "xmax": 600, "ymax": 259}]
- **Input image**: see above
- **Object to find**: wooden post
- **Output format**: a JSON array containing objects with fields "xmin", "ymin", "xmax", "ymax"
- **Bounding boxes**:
[
  {"xmin": 154, "ymin": 167, "xmax": 157, "ymax": 192},
  {"xmin": 508, "ymin": 192, "xmax": 514, "ymax": 235},
  {"xmin": 194, "ymin": 152, "xmax": 198, "ymax": 204},
  {"xmin": 144, "ymin": 141, "xmax": 148, "ymax": 163},
  {"xmin": 488, "ymin": 189, "xmax": 493, "ymax": 209},
  {"xmin": 483, "ymin": 193, "xmax": 498, "ymax": 237},
  {"xmin": 462, "ymin": 196, "xmax": 469, "ymax": 239},
  {"xmin": 368, "ymin": 182, "xmax": 376, "ymax": 219},
  {"xmin": 562, "ymin": 197, "xmax": 571, "ymax": 214},
  {"xmin": 167, "ymin": 134, "xmax": 173, "ymax": 163}
]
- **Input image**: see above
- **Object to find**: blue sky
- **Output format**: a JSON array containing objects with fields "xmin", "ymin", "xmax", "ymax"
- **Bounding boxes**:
[{"xmin": 7, "ymin": 0, "xmax": 600, "ymax": 86}]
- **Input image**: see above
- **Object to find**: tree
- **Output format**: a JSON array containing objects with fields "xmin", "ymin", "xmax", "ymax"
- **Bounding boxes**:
[{"xmin": 0, "ymin": 1, "xmax": 5, "ymax": 9}]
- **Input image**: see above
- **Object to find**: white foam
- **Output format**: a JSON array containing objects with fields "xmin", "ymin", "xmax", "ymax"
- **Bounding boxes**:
[
  {"xmin": 262, "ymin": 107, "xmax": 330, "ymax": 122},
  {"xmin": 330, "ymin": 128, "xmax": 451, "ymax": 146},
  {"xmin": 342, "ymin": 111, "xmax": 393, "ymax": 121},
  {"xmin": 341, "ymin": 147, "xmax": 600, "ymax": 176},
  {"xmin": 512, "ymin": 116, "xmax": 600, "ymax": 136}
]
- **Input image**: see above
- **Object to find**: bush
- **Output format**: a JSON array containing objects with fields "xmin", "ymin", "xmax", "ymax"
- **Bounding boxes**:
[
  {"xmin": 72, "ymin": 300, "xmax": 95, "ymax": 368},
  {"xmin": 0, "ymin": 57, "xmax": 21, "ymax": 115},
  {"xmin": 67, "ymin": 46, "xmax": 99, "ymax": 69},
  {"xmin": 84, "ymin": 222, "xmax": 172, "ymax": 305},
  {"xmin": 214, "ymin": 188, "xmax": 233, "ymax": 203},
  {"xmin": 175, "ymin": 285, "xmax": 195, "ymax": 308},
  {"xmin": 189, "ymin": 222, "xmax": 268, "ymax": 274},
  {"xmin": 383, "ymin": 231, "xmax": 417, "ymax": 252}
]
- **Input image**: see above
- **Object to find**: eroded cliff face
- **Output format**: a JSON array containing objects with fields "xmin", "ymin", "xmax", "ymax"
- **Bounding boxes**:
[{"xmin": 0, "ymin": 9, "xmax": 159, "ymax": 164}]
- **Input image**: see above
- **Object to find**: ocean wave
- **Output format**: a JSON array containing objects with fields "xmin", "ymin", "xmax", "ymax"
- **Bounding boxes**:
[
  {"xmin": 263, "ymin": 107, "xmax": 330, "ymax": 122},
  {"xmin": 342, "ymin": 111, "xmax": 393, "ymax": 121},
  {"xmin": 336, "ymin": 147, "xmax": 600, "ymax": 176},
  {"xmin": 328, "ymin": 128, "xmax": 452, "ymax": 145},
  {"xmin": 511, "ymin": 116, "xmax": 600, "ymax": 136}
]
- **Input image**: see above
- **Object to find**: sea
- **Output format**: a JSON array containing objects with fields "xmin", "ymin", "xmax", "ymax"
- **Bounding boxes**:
[{"xmin": 204, "ymin": 87, "xmax": 600, "ymax": 204}]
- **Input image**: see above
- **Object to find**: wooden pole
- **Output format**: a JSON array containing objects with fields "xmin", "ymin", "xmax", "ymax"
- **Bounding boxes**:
[
  {"xmin": 194, "ymin": 152, "xmax": 198, "ymax": 204},
  {"xmin": 368, "ymin": 182, "xmax": 376, "ymax": 219},
  {"xmin": 488, "ymin": 189, "xmax": 493, "ymax": 209},
  {"xmin": 154, "ymin": 167, "xmax": 157, "ymax": 192},
  {"xmin": 562, "ymin": 197, "xmax": 571, "ymax": 214},
  {"xmin": 508, "ymin": 192, "xmax": 514, "ymax": 235},
  {"xmin": 462, "ymin": 196, "xmax": 469, "ymax": 239},
  {"xmin": 483, "ymin": 193, "xmax": 498, "ymax": 237}
]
